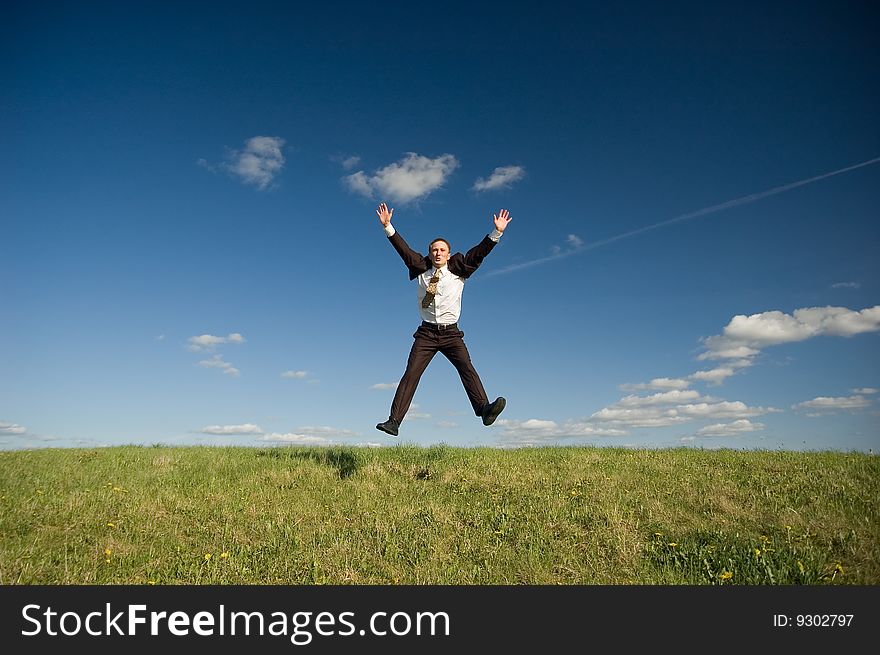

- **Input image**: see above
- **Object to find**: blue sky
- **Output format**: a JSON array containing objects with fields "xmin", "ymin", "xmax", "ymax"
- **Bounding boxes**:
[{"xmin": 2, "ymin": 1, "xmax": 878, "ymax": 452}]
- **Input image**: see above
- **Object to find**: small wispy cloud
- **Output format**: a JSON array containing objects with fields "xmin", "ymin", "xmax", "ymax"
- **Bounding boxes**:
[
  {"xmin": 852, "ymin": 387, "xmax": 878, "ymax": 394},
  {"xmin": 489, "ymin": 232, "xmax": 585, "ymax": 276},
  {"xmin": 472, "ymin": 165, "xmax": 525, "ymax": 192},
  {"xmin": 294, "ymin": 426, "xmax": 359, "ymax": 439},
  {"xmin": 198, "ymin": 424, "xmax": 263, "ymax": 435},
  {"xmin": 330, "ymin": 154, "xmax": 362, "ymax": 170},
  {"xmin": 832, "ymin": 281, "xmax": 860, "ymax": 289},
  {"xmin": 343, "ymin": 152, "xmax": 459, "ymax": 203},
  {"xmin": 197, "ymin": 354, "xmax": 240, "ymax": 377},
  {"xmin": 403, "ymin": 403, "xmax": 430, "ymax": 420},
  {"xmin": 204, "ymin": 136, "xmax": 286, "ymax": 190},
  {"xmin": 614, "ymin": 390, "xmax": 709, "ymax": 407},
  {"xmin": 371, "ymin": 382, "xmax": 399, "ymax": 390},
  {"xmin": 259, "ymin": 433, "xmax": 331, "ymax": 444},
  {"xmin": 792, "ymin": 395, "xmax": 872, "ymax": 413},
  {"xmin": 191, "ymin": 423, "xmax": 357, "ymax": 445},
  {"xmin": 281, "ymin": 370, "xmax": 310, "ymax": 379},
  {"xmin": 696, "ymin": 419, "xmax": 765, "ymax": 437},
  {"xmin": 228, "ymin": 136, "xmax": 285, "ymax": 190},
  {"xmin": 188, "ymin": 333, "xmax": 245, "ymax": 352},
  {"xmin": 495, "ymin": 418, "xmax": 626, "ymax": 447},
  {"xmin": 0, "ymin": 421, "xmax": 27, "ymax": 435},
  {"xmin": 620, "ymin": 378, "xmax": 691, "ymax": 392},
  {"xmin": 689, "ymin": 366, "xmax": 737, "ymax": 386},
  {"xmin": 341, "ymin": 155, "xmax": 361, "ymax": 170}
]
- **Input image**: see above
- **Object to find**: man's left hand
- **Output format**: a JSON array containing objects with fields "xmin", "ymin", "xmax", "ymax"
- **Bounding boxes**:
[{"xmin": 493, "ymin": 209, "xmax": 512, "ymax": 232}]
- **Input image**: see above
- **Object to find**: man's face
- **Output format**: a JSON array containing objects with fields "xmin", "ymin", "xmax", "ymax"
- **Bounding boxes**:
[{"xmin": 430, "ymin": 240, "xmax": 450, "ymax": 268}]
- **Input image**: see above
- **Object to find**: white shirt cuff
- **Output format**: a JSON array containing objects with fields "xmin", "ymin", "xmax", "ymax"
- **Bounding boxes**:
[
  {"xmin": 384, "ymin": 224, "xmax": 396, "ymax": 237},
  {"xmin": 489, "ymin": 228, "xmax": 503, "ymax": 242}
]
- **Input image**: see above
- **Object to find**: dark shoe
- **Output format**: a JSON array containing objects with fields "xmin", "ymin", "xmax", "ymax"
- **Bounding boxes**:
[
  {"xmin": 376, "ymin": 419, "xmax": 400, "ymax": 436},
  {"xmin": 481, "ymin": 397, "xmax": 506, "ymax": 426}
]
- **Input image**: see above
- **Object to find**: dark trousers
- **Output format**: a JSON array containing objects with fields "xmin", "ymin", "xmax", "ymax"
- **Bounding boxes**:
[{"xmin": 389, "ymin": 324, "xmax": 488, "ymax": 422}]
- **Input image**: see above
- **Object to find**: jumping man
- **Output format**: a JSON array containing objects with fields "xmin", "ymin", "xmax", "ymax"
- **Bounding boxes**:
[{"xmin": 375, "ymin": 201, "xmax": 511, "ymax": 436}]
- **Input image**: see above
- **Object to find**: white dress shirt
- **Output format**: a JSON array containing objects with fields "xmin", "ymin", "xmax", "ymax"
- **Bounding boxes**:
[{"xmin": 384, "ymin": 223, "xmax": 502, "ymax": 325}]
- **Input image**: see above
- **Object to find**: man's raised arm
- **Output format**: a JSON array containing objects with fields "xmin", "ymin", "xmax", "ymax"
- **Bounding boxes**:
[{"xmin": 376, "ymin": 202, "xmax": 429, "ymax": 279}]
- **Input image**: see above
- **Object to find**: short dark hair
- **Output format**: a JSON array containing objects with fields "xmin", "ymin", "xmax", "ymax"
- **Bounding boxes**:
[{"xmin": 428, "ymin": 237, "xmax": 451, "ymax": 252}]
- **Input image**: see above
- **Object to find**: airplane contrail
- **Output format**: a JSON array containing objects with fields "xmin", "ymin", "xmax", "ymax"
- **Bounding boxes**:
[{"xmin": 486, "ymin": 155, "xmax": 880, "ymax": 277}]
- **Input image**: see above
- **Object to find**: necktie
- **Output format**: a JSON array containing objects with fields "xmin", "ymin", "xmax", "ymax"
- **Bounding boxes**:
[{"xmin": 421, "ymin": 269, "xmax": 441, "ymax": 308}]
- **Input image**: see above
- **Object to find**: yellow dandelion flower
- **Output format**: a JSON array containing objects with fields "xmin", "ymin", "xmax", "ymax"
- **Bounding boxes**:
[
  {"xmin": 105, "ymin": 559, "xmax": 111, "ymax": 564},
  {"xmin": 107, "ymin": 522, "xmax": 116, "ymax": 528},
  {"xmin": 719, "ymin": 571, "xmax": 733, "ymax": 580},
  {"xmin": 835, "ymin": 563, "xmax": 844, "ymax": 574},
  {"xmin": 104, "ymin": 548, "xmax": 112, "ymax": 556},
  {"xmin": 754, "ymin": 548, "xmax": 761, "ymax": 557},
  {"xmin": 204, "ymin": 553, "xmax": 212, "ymax": 561},
  {"xmin": 147, "ymin": 581, "xmax": 157, "ymax": 585},
  {"xmin": 667, "ymin": 542, "xmax": 677, "ymax": 547},
  {"xmin": 220, "ymin": 552, "xmax": 229, "ymax": 559}
]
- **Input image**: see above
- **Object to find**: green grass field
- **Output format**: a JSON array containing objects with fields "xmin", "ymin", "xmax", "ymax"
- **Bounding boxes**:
[{"xmin": 1, "ymin": 445, "xmax": 877, "ymax": 584}]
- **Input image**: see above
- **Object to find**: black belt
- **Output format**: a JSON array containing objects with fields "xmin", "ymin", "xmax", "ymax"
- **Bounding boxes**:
[{"xmin": 421, "ymin": 320, "xmax": 459, "ymax": 331}]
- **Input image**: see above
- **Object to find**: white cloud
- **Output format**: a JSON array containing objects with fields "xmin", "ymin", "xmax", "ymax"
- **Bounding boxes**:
[
  {"xmin": 259, "ymin": 433, "xmax": 330, "ymax": 444},
  {"xmin": 0, "ymin": 422, "xmax": 27, "ymax": 434},
  {"xmin": 341, "ymin": 155, "xmax": 361, "ymax": 170},
  {"xmin": 620, "ymin": 378, "xmax": 691, "ymax": 391},
  {"xmin": 294, "ymin": 426, "xmax": 359, "ymax": 438},
  {"xmin": 197, "ymin": 354, "xmax": 240, "ymax": 377},
  {"xmin": 344, "ymin": 171, "xmax": 373, "ymax": 197},
  {"xmin": 676, "ymin": 401, "xmax": 780, "ymax": 419},
  {"xmin": 435, "ymin": 420, "xmax": 458, "ymax": 428},
  {"xmin": 792, "ymin": 395, "xmax": 872, "ymax": 413},
  {"xmin": 701, "ymin": 305, "xmax": 880, "ymax": 361},
  {"xmin": 566, "ymin": 234, "xmax": 584, "ymax": 248},
  {"xmin": 403, "ymin": 403, "xmax": 430, "ymax": 420},
  {"xmin": 371, "ymin": 382, "xmax": 399, "ymax": 390},
  {"xmin": 343, "ymin": 152, "xmax": 459, "ymax": 203},
  {"xmin": 690, "ymin": 367, "xmax": 736, "ymax": 386},
  {"xmin": 832, "ymin": 281, "xmax": 860, "ymax": 289},
  {"xmin": 188, "ymin": 333, "xmax": 245, "ymax": 352},
  {"xmin": 198, "ymin": 424, "xmax": 263, "ymax": 435},
  {"xmin": 472, "ymin": 165, "xmax": 525, "ymax": 192},
  {"xmin": 696, "ymin": 419, "xmax": 765, "ymax": 437},
  {"xmin": 590, "ymin": 398, "xmax": 780, "ymax": 429},
  {"xmin": 852, "ymin": 387, "xmax": 878, "ymax": 394},
  {"xmin": 496, "ymin": 418, "xmax": 627, "ymax": 445},
  {"xmin": 697, "ymin": 346, "xmax": 761, "ymax": 361},
  {"xmin": 281, "ymin": 370, "xmax": 310, "ymax": 379},
  {"xmin": 615, "ymin": 390, "xmax": 708, "ymax": 407},
  {"xmin": 589, "ymin": 407, "xmax": 691, "ymax": 428},
  {"xmin": 224, "ymin": 136, "xmax": 285, "ymax": 190}
]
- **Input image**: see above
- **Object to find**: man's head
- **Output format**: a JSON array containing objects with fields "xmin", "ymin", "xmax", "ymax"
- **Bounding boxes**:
[{"xmin": 429, "ymin": 238, "xmax": 451, "ymax": 268}]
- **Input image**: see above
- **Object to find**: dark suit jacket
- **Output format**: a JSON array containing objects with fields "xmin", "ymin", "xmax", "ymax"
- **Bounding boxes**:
[{"xmin": 388, "ymin": 231, "xmax": 497, "ymax": 280}]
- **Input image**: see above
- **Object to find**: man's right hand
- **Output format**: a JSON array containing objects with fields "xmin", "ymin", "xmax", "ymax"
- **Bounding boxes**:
[{"xmin": 376, "ymin": 202, "xmax": 394, "ymax": 227}]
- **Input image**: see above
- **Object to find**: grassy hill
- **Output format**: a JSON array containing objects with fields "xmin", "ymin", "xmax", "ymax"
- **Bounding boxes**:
[{"xmin": 1, "ymin": 445, "xmax": 877, "ymax": 584}]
